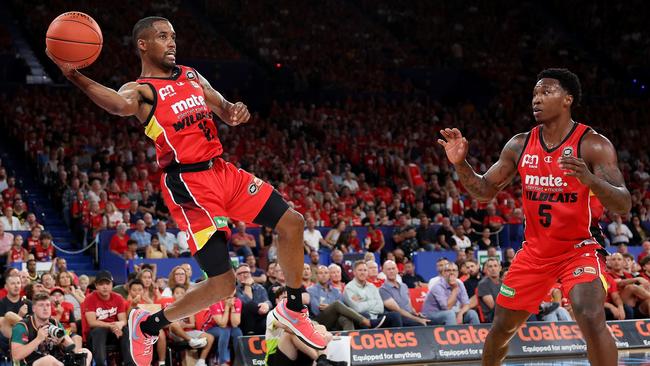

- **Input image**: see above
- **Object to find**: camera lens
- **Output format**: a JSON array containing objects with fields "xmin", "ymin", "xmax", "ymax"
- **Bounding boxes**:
[{"xmin": 48, "ymin": 325, "xmax": 65, "ymax": 338}]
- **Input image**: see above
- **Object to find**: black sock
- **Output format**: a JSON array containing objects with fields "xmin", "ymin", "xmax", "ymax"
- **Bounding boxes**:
[
  {"xmin": 286, "ymin": 286, "xmax": 304, "ymax": 312},
  {"xmin": 139, "ymin": 310, "xmax": 170, "ymax": 336}
]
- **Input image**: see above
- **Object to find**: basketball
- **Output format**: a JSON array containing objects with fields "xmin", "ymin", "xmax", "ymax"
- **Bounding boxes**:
[{"xmin": 46, "ymin": 11, "xmax": 102, "ymax": 69}]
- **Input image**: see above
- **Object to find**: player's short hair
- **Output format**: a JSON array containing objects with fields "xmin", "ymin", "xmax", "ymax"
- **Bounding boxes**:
[
  {"xmin": 537, "ymin": 68, "xmax": 582, "ymax": 107},
  {"xmin": 132, "ymin": 16, "xmax": 170, "ymax": 51}
]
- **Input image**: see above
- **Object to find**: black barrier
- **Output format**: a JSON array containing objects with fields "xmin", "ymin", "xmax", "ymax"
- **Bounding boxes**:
[{"xmin": 237, "ymin": 319, "xmax": 650, "ymax": 365}]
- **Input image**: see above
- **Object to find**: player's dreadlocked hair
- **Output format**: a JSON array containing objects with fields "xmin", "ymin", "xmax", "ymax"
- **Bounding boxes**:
[
  {"xmin": 132, "ymin": 16, "xmax": 170, "ymax": 53},
  {"xmin": 537, "ymin": 68, "xmax": 582, "ymax": 107}
]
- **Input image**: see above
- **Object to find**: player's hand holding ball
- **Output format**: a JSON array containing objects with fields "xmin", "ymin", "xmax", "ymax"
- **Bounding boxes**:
[
  {"xmin": 225, "ymin": 102, "xmax": 251, "ymax": 126},
  {"xmin": 45, "ymin": 12, "xmax": 103, "ymax": 77},
  {"xmin": 438, "ymin": 128, "xmax": 469, "ymax": 165}
]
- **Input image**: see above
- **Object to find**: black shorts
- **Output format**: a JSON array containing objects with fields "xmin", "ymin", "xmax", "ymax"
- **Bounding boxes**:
[{"xmin": 266, "ymin": 349, "xmax": 313, "ymax": 366}]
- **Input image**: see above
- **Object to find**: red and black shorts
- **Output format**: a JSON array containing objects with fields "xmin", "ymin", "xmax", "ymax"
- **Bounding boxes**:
[
  {"xmin": 161, "ymin": 157, "xmax": 287, "ymax": 255},
  {"xmin": 497, "ymin": 244, "xmax": 608, "ymax": 314}
]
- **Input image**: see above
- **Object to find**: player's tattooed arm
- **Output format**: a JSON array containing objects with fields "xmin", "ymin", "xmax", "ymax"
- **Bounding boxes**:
[
  {"xmin": 454, "ymin": 133, "xmax": 526, "ymax": 201},
  {"xmin": 196, "ymin": 71, "xmax": 250, "ymax": 126},
  {"xmin": 563, "ymin": 132, "xmax": 631, "ymax": 214}
]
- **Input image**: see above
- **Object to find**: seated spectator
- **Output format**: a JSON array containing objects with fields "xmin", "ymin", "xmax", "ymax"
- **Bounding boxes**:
[
  {"xmin": 34, "ymin": 232, "xmax": 55, "ymax": 262},
  {"xmin": 366, "ymin": 260, "xmax": 384, "ymax": 288},
  {"xmin": 608, "ymin": 253, "xmax": 650, "ymax": 317},
  {"xmin": 103, "ymin": 201, "xmax": 123, "ymax": 229},
  {"xmin": 379, "ymin": 261, "xmax": 429, "ymax": 326},
  {"xmin": 205, "ymin": 295, "xmax": 243, "ymax": 366},
  {"xmin": 26, "ymin": 226, "xmax": 41, "ymax": 252},
  {"xmin": 603, "ymin": 271, "xmax": 633, "ymax": 320},
  {"xmin": 415, "ymin": 216, "xmax": 437, "ymax": 251},
  {"xmin": 452, "ymin": 224, "xmax": 472, "ymax": 250},
  {"xmin": 124, "ymin": 239, "xmax": 140, "ymax": 260},
  {"xmin": 623, "ymin": 253, "xmax": 640, "ymax": 276},
  {"xmin": 155, "ymin": 221, "xmax": 177, "ymax": 258},
  {"xmin": 50, "ymin": 286, "xmax": 78, "ymax": 336},
  {"xmin": 167, "ymin": 286, "xmax": 213, "ymax": 365},
  {"xmin": 343, "ymin": 260, "xmax": 402, "ymax": 328},
  {"xmin": 7, "ymin": 235, "xmax": 28, "ymax": 266},
  {"xmin": 137, "ymin": 268, "xmax": 161, "ymax": 303},
  {"xmin": 483, "ymin": 204, "xmax": 505, "ymax": 232},
  {"xmin": 246, "ymin": 255, "xmax": 267, "ymax": 284},
  {"xmin": 124, "ymin": 279, "xmax": 167, "ymax": 365},
  {"xmin": 427, "ymin": 258, "xmax": 450, "ymax": 290},
  {"xmin": 304, "ymin": 217, "xmax": 328, "ymax": 252},
  {"xmin": 161, "ymin": 265, "xmax": 190, "ymax": 298},
  {"xmin": 608, "ymin": 213, "xmax": 633, "ymax": 246},
  {"xmin": 365, "ymin": 224, "xmax": 385, "ymax": 253},
  {"xmin": 640, "ymin": 256, "xmax": 650, "ymax": 282},
  {"xmin": 235, "ymin": 264, "xmax": 272, "ymax": 335},
  {"xmin": 0, "ymin": 207, "xmax": 20, "ymax": 231},
  {"xmin": 109, "ymin": 223, "xmax": 130, "ymax": 257},
  {"xmin": 41, "ymin": 272, "xmax": 56, "ymax": 291},
  {"xmin": 266, "ymin": 265, "xmax": 286, "ymax": 306},
  {"xmin": 477, "ymin": 258, "xmax": 502, "ymax": 322},
  {"xmin": 23, "ymin": 212, "xmax": 43, "ymax": 232},
  {"xmin": 502, "ymin": 247, "xmax": 516, "ymax": 270},
  {"xmin": 131, "ymin": 219, "xmax": 152, "ymax": 253},
  {"xmin": 0, "ymin": 222, "xmax": 13, "ymax": 263},
  {"xmin": 423, "ymin": 262, "xmax": 480, "ymax": 325},
  {"xmin": 638, "ymin": 240, "xmax": 650, "ymax": 263},
  {"xmin": 230, "ymin": 221, "xmax": 257, "ymax": 258},
  {"xmin": 302, "ymin": 264, "xmax": 315, "ymax": 288},
  {"xmin": 436, "ymin": 218, "xmax": 455, "ymax": 250},
  {"xmin": 327, "ymin": 264, "xmax": 346, "ymax": 293},
  {"xmin": 402, "ymin": 261, "xmax": 426, "ymax": 288},
  {"xmin": 307, "ymin": 250, "xmax": 320, "ymax": 282},
  {"xmin": 26, "ymin": 259, "xmax": 38, "ymax": 282},
  {"xmin": 392, "ymin": 218, "xmax": 419, "ymax": 257},
  {"xmin": 145, "ymin": 235, "xmax": 168, "ymax": 259},
  {"xmin": 330, "ymin": 249, "xmax": 351, "ymax": 283},
  {"xmin": 82, "ymin": 270, "xmax": 128, "ymax": 366},
  {"xmin": 307, "ymin": 265, "xmax": 372, "ymax": 330},
  {"xmin": 324, "ymin": 221, "xmax": 346, "ymax": 249},
  {"xmin": 462, "ymin": 259, "xmax": 482, "ymax": 308},
  {"xmin": 0, "ymin": 275, "xmax": 31, "ymax": 342},
  {"xmin": 57, "ymin": 271, "xmax": 85, "ymax": 322},
  {"xmin": 176, "ymin": 230, "xmax": 191, "ymax": 257}
]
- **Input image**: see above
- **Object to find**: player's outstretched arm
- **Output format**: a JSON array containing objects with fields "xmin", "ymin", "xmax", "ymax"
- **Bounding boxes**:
[
  {"xmin": 46, "ymin": 49, "xmax": 142, "ymax": 117},
  {"xmin": 196, "ymin": 71, "xmax": 250, "ymax": 126},
  {"xmin": 438, "ymin": 128, "xmax": 526, "ymax": 201},
  {"xmin": 560, "ymin": 132, "xmax": 631, "ymax": 214}
]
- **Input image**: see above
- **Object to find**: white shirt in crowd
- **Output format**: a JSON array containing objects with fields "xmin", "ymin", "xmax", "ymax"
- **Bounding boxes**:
[
  {"xmin": 452, "ymin": 235, "xmax": 472, "ymax": 249},
  {"xmin": 303, "ymin": 228, "xmax": 324, "ymax": 251},
  {"xmin": 0, "ymin": 215, "xmax": 21, "ymax": 231},
  {"xmin": 607, "ymin": 222, "xmax": 633, "ymax": 244},
  {"xmin": 176, "ymin": 231, "xmax": 190, "ymax": 255}
]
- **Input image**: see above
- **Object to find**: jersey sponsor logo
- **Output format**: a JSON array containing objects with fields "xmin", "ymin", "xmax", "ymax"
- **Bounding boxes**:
[
  {"xmin": 171, "ymin": 94, "xmax": 207, "ymax": 115},
  {"xmin": 524, "ymin": 174, "xmax": 568, "ymax": 188},
  {"xmin": 159, "ymin": 85, "xmax": 176, "ymax": 101},
  {"xmin": 95, "ymin": 306, "xmax": 118, "ymax": 321},
  {"xmin": 573, "ymin": 267, "xmax": 584, "ymax": 276},
  {"xmin": 524, "ymin": 191, "xmax": 578, "ymax": 203},
  {"xmin": 499, "ymin": 284, "xmax": 515, "ymax": 298},
  {"xmin": 213, "ymin": 216, "xmax": 228, "ymax": 228},
  {"xmin": 521, "ymin": 154, "xmax": 539, "ymax": 168},
  {"xmin": 583, "ymin": 266, "xmax": 597, "ymax": 275},
  {"xmin": 562, "ymin": 147, "xmax": 574, "ymax": 157}
]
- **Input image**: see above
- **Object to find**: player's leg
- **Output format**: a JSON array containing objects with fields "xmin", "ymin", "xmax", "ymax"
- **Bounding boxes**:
[
  {"xmin": 481, "ymin": 305, "xmax": 530, "ymax": 365},
  {"xmin": 570, "ymin": 279, "xmax": 617, "ymax": 366}
]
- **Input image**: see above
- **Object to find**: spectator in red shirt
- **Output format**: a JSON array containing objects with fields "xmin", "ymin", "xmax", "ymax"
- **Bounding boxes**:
[
  {"xmin": 640, "ymin": 257, "xmax": 650, "ymax": 282},
  {"xmin": 109, "ymin": 223, "xmax": 130, "ymax": 257},
  {"xmin": 366, "ymin": 261, "xmax": 384, "ymax": 288},
  {"xmin": 483, "ymin": 204, "xmax": 505, "ymax": 232},
  {"xmin": 0, "ymin": 222, "xmax": 13, "ymax": 261},
  {"xmin": 26, "ymin": 226, "xmax": 41, "ymax": 253},
  {"xmin": 638, "ymin": 240, "xmax": 650, "ymax": 263},
  {"xmin": 7, "ymin": 237, "xmax": 27, "ymax": 266},
  {"xmin": 230, "ymin": 221, "xmax": 256, "ymax": 257},
  {"xmin": 205, "ymin": 295, "xmax": 243, "ymax": 366},
  {"xmin": 50, "ymin": 287, "xmax": 79, "ymax": 337},
  {"xmin": 34, "ymin": 232, "xmax": 55, "ymax": 262},
  {"xmin": 82, "ymin": 271, "xmax": 128, "ymax": 366}
]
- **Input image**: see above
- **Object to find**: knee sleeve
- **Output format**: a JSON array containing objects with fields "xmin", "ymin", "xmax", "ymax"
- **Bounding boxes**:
[
  {"xmin": 253, "ymin": 190, "xmax": 289, "ymax": 228},
  {"xmin": 193, "ymin": 231, "xmax": 232, "ymax": 277}
]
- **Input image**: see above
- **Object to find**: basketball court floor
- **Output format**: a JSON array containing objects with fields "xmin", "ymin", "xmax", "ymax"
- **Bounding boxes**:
[{"xmin": 414, "ymin": 349, "xmax": 650, "ymax": 365}]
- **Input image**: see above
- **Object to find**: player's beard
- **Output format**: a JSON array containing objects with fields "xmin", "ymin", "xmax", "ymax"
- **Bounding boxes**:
[{"xmin": 161, "ymin": 57, "xmax": 176, "ymax": 70}]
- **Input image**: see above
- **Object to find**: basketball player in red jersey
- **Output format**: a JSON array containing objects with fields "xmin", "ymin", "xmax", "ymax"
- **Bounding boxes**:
[
  {"xmin": 438, "ymin": 68, "xmax": 631, "ymax": 366},
  {"xmin": 47, "ymin": 17, "xmax": 327, "ymax": 365}
]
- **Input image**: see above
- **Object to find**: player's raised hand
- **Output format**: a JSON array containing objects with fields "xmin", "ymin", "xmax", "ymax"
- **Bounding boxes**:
[
  {"xmin": 45, "ymin": 48, "xmax": 76, "ymax": 78},
  {"xmin": 225, "ymin": 101, "xmax": 251, "ymax": 126},
  {"xmin": 438, "ymin": 128, "xmax": 469, "ymax": 165}
]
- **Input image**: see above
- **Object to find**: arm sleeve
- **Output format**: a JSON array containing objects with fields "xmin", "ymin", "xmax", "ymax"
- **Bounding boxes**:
[
  {"xmin": 477, "ymin": 280, "xmax": 489, "ymax": 297},
  {"xmin": 430, "ymin": 284, "xmax": 449, "ymax": 310}
]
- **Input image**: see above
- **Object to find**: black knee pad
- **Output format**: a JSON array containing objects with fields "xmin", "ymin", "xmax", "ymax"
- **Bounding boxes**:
[
  {"xmin": 253, "ymin": 190, "xmax": 289, "ymax": 229},
  {"xmin": 193, "ymin": 231, "xmax": 232, "ymax": 277}
]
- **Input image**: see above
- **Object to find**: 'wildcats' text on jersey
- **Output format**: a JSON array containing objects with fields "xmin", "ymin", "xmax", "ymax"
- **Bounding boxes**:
[
  {"xmin": 517, "ymin": 122, "xmax": 597, "ymax": 258},
  {"xmin": 137, "ymin": 65, "xmax": 223, "ymax": 169}
]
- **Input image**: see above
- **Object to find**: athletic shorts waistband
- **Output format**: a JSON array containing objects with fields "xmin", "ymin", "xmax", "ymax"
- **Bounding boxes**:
[{"xmin": 164, "ymin": 158, "xmax": 216, "ymax": 174}]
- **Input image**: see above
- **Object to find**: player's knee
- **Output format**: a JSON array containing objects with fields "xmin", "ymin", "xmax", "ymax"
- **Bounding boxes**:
[
  {"xmin": 277, "ymin": 209, "xmax": 304, "ymax": 235},
  {"xmin": 206, "ymin": 271, "xmax": 236, "ymax": 301},
  {"xmin": 572, "ymin": 300, "xmax": 603, "ymax": 322}
]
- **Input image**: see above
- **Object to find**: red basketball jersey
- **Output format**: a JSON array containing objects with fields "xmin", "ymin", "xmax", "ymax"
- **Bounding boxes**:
[
  {"xmin": 137, "ymin": 66, "xmax": 223, "ymax": 169},
  {"xmin": 518, "ymin": 122, "xmax": 597, "ymax": 258}
]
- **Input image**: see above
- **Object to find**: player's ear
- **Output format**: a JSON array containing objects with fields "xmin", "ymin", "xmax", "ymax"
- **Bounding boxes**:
[
  {"xmin": 564, "ymin": 94, "xmax": 573, "ymax": 108},
  {"xmin": 137, "ymin": 38, "xmax": 147, "ymax": 53}
]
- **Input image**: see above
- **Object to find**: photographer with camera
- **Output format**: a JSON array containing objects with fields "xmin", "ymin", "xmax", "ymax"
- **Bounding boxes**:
[{"xmin": 11, "ymin": 292, "xmax": 92, "ymax": 366}]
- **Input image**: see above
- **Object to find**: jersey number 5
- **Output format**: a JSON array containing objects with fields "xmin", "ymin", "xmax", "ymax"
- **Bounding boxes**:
[{"xmin": 539, "ymin": 204, "xmax": 552, "ymax": 227}]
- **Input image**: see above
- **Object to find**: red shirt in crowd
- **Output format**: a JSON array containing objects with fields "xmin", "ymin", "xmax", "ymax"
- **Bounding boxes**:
[
  {"xmin": 9, "ymin": 247, "xmax": 25, "ymax": 263},
  {"xmin": 206, "ymin": 297, "xmax": 242, "ymax": 329},
  {"xmin": 26, "ymin": 236, "xmax": 40, "ymax": 252},
  {"xmin": 52, "ymin": 301, "xmax": 75, "ymax": 329},
  {"xmin": 83, "ymin": 291, "xmax": 126, "ymax": 339},
  {"xmin": 367, "ymin": 277, "xmax": 385, "ymax": 288},
  {"xmin": 34, "ymin": 243, "xmax": 55, "ymax": 262},
  {"xmin": 110, "ymin": 233, "xmax": 130, "ymax": 255}
]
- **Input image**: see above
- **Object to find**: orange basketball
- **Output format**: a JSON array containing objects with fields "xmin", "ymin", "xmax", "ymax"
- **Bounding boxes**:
[{"xmin": 46, "ymin": 12, "xmax": 102, "ymax": 69}]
